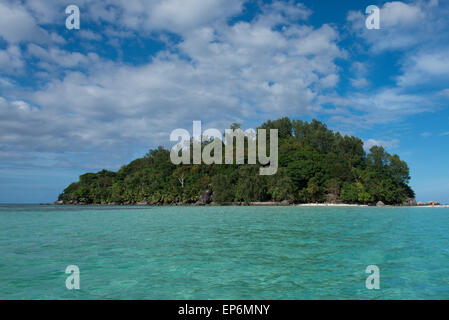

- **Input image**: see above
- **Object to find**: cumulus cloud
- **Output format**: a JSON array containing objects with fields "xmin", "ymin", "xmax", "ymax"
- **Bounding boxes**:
[
  {"xmin": 397, "ymin": 49, "xmax": 449, "ymax": 86},
  {"xmin": 0, "ymin": 1, "xmax": 345, "ymax": 165},
  {"xmin": 350, "ymin": 62, "xmax": 368, "ymax": 76},
  {"xmin": 439, "ymin": 89, "xmax": 449, "ymax": 97},
  {"xmin": 350, "ymin": 78, "xmax": 369, "ymax": 88},
  {"xmin": 364, "ymin": 138, "xmax": 400, "ymax": 151},
  {"xmin": 0, "ymin": 46, "xmax": 24, "ymax": 74},
  {"xmin": 347, "ymin": 1, "xmax": 445, "ymax": 53},
  {"xmin": 78, "ymin": 30, "xmax": 102, "ymax": 41},
  {"xmin": 0, "ymin": 1, "xmax": 60, "ymax": 44},
  {"xmin": 347, "ymin": 1, "xmax": 449, "ymax": 88},
  {"xmin": 321, "ymin": 87, "xmax": 432, "ymax": 131},
  {"xmin": 27, "ymin": 44, "xmax": 100, "ymax": 69},
  {"xmin": 0, "ymin": 0, "xmax": 445, "ymax": 173},
  {"xmin": 337, "ymin": 0, "xmax": 449, "ymax": 130},
  {"xmin": 348, "ymin": 62, "xmax": 370, "ymax": 88},
  {"xmin": 147, "ymin": 0, "xmax": 243, "ymax": 33},
  {"xmin": 20, "ymin": 0, "xmax": 244, "ymax": 36}
]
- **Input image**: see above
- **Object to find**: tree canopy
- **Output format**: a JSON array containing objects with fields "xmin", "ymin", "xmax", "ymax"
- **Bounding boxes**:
[{"xmin": 59, "ymin": 118, "xmax": 414, "ymax": 205}]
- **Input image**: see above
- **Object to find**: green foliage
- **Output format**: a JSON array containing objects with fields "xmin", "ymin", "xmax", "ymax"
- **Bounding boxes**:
[
  {"xmin": 267, "ymin": 168, "xmax": 294, "ymax": 201},
  {"xmin": 259, "ymin": 117, "xmax": 292, "ymax": 139},
  {"xmin": 230, "ymin": 123, "xmax": 241, "ymax": 130},
  {"xmin": 340, "ymin": 182, "xmax": 373, "ymax": 204},
  {"xmin": 340, "ymin": 182, "xmax": 359, "ymax": 203},
  {"xmin": 211, "ymin": 174, "xmax": 234, "ymax": 203},
  {"xmin": 59, "ymin": 118, "xmax": 414, "ymax": 205},
  {"xmin": 234, "ymin": 166, "xmax": 267, "ymax": 203}
]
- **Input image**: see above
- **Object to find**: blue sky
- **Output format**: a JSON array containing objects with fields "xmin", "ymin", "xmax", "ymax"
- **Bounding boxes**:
[{"xmin": 0, "ymin": 0, "xmax": 448, "ymax": 203}]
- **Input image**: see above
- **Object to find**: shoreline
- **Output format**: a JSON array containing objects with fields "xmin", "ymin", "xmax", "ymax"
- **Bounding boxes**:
[{"xmin": 51, "ymin": 201, "xmax": 449, "ymax": 208}]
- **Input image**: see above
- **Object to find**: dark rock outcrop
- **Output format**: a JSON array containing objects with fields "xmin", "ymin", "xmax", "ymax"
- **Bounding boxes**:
[
  {"xmin": 197, "ymin": 189, "xmax": 213, "ymax": 205},
  {"xmin": 402, "ymin": 198, "xmax": 417, "ymax": 206}
]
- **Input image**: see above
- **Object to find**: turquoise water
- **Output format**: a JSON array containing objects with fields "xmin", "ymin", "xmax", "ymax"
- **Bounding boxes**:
[{"xmin": 0, "ymin": 205, "xmax": 448, "ymax": 300}]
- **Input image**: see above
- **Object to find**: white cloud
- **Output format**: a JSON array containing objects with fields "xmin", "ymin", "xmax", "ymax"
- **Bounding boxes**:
[
  {"xmin": 381, "ymin": 1, "xmax": 425, "ymax": 28},
  {"xmin": 0, "ymin": 1, "xmax": 345, "ymax": 163},
  {"xmin": 78, "ymin": 30, "xmax": 102, "ymax": 41},
  {"xmin": 349, "ymin": 62, "xmax": 370, "ymax": 88},
  {"xmin": 1, "ymin": 0, "xmax": 443, "ymax": 173},
  {"xmin": 0, "ymin": 77, "xmax": 16, "ymax": 88},
  {"xmin": 27, "ymin": 44, "xmax": 100, "ymax": 69},
  {"xmin": 350, "ymin": 78, "xmax": 369, "ymax": 88},
  {"xmin": 364, "ymin": 138, "xmax": 399, "ymax": 151},
  {"xmin": 343, "ymin": 1, "xmax": 449, "ymax": 125},
  {"xmin": 0, "ymin": 1, "xmax": 55, "ymax": 44},
  {"xmin": 347, "ymin": 1, "xmax": 448, "ymax": 53},
  {"xmin": 0, "ymin": 46, "xmax": 24, "ymax": 74},
  {"xmin": 397, "ymin": 49, "xmax": 449, "ymax": 86},
  {"xmin": 351, "ymin": 62, "xmax": 368, "ymax": 76},
  {"xmin": 322, "ymin": 88, "xmax": 433, "ymax": 131},
  {"xmin": 20, "ymin": 0, "xmax": 244, "ymax": 35},
  {"xmin": 321, "ymin": 74, "xmax": 340, "ymax": 88},
  {"xmin": 147, "ymin": 0, "xmax": 243, "ymax": 33},
  {"xmin": 16, "ymin": 0, "xmax": 310, "ymax": 39},
  {"xmin": 257, "ymin": 0, "xmax": 311, "ymax": 27},
  {"xmin": 439, "ymin": 89, "xmax": 449, "ymax": 97}
]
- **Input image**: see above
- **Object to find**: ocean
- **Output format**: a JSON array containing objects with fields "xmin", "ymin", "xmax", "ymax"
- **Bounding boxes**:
[{"xmin": 0, "ymin": 205, "xmax": 448, "ymax": 299}]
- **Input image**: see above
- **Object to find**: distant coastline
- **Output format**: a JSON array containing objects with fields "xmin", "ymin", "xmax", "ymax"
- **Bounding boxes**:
[{"xmin": 53, "ymin": 200, "xmax": 447, "ymax": 208}]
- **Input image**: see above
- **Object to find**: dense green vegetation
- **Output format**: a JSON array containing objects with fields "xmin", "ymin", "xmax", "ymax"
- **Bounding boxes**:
[{"xmin": 59, "ymin": 118, "xmax": 414, "ymax": 205}]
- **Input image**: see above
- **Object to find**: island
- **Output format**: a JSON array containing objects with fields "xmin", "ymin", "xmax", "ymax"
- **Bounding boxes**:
[{"xmin": 57, "ymin": 118, "xmax": 416, "ymax": 206}]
